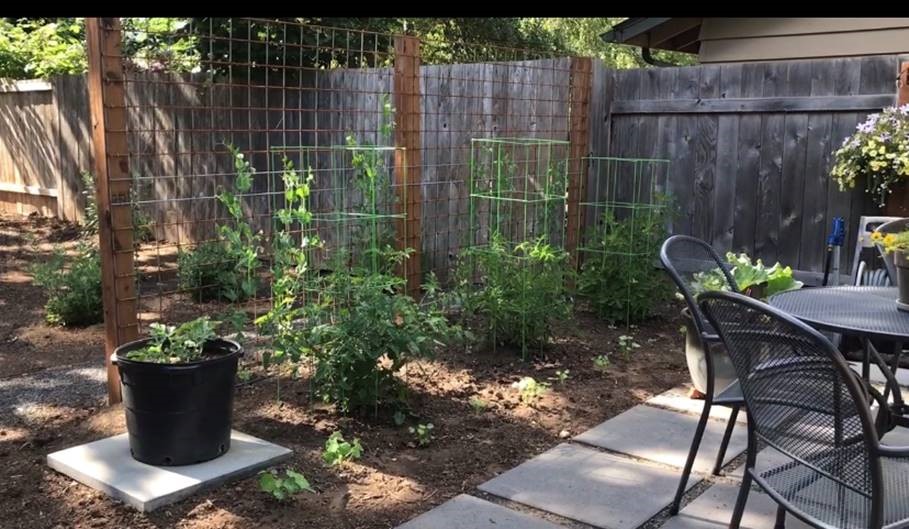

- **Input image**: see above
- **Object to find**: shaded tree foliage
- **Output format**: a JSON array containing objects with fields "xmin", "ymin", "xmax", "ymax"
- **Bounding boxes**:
[{"xmin": 0, "ymin": 17, "xmax": 696, "ymax": 80}]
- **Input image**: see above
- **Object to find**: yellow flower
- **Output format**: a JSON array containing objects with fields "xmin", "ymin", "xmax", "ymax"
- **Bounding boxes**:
[
  {"xmin": 871, "ymin": 231, "xmax": 883, "ymax": 241},
  {"xmin": 885, "ymin": 234, "xmax": 897, "ymax": 246}
]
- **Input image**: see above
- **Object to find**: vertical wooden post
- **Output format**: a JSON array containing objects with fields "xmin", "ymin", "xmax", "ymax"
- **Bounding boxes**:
[
  {"xmin": 86, "ymin": 18, "xmax": 138, "ymax": 404},
  {"xmin": 394, "ymin": 35, "xmax": 422, "ymax": 295},
  {"xmin": 566, "ymin": 57, "xmax": 593, "ymax": 272}
]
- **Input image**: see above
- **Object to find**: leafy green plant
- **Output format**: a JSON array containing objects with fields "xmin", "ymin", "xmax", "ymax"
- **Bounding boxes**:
[
  {"xmin": 552, "ymin": 369, "xmax": 571, "ymax": 384},
  {"xmin": 31, "ymin": 242, "xmax": 103, "ymax": 326},
  {"xmin": 409, "ymin": 423, "xmax": 434, "ymax": 447},
  {"xmin": 123, "ymin": 316, "xmax": 218, "ymax": 364},
  {"xmin": 617, "ymin": 335, "xmax": 640, "ymax": 361},
  {"xmin": 79, "ymin": 170, "xmax": 98, "ymax": 237},
  {"xmin": 512, "ymin": 376, "xmax": 549, "ymax": 405},
  {"xmin": 254, "ymin": 155, "xmax": 314, "ymax": 365},
  {"xmin": 177, "ymin": 240, "xmax": 236, "ymax": 302},
  {"xmin": 322, "ymin": 432, "xmax": 363, "ymax": 467},
  {"xmin": 179, "ymin": 146, "xmax": 262, "ymax": 303},
  {"xmin": 593, "ymin": 354, "xmax": 611, "ymax": 373},
  {"xmin": 306, "ymin": 258, "xmax": 460, "ymax": 413},
  {"xmin": 577, "ymin": 205, "xmax": 673, "ymax": 324},
  {"xmin": 469, "ymin": 397, "xmax": 489, "ymax": 413},
  {"xmin": 455, "ymin": 233, "xmax": 571, "ymax": 356},
  {"xmin": 259, "ymin": 468, "xmax": 314, "ymax": 501},
  {"xmin": 690, "ymin": 252, "xmax": 803, "ymax": 300}
]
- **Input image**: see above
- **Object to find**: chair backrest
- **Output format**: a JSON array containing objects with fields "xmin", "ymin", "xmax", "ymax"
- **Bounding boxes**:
[
  {"xmin": 699, "ymin": 291, "xmax": 881, "ymax": 526},
  {"xmin": 659, "ymin": 235, "xmax": 738, "ymax": 337},
  {"xmin": 875, "ymin": 218, "xmax": 909, "ymax": 285}
]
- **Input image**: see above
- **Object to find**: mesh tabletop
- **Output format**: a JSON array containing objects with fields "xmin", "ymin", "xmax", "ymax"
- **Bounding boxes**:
[{"xmin": 769, "ymin": 286, "xmax": 909, "ymax": 341}]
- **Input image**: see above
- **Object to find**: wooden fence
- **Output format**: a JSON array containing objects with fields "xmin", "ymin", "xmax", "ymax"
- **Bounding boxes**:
[
  {"xmin": 595, "ymin": 54, "xmax": 907, "ymax": 280},
  {"xmin": 1, "ymin": 54, "xmax": 905, "ymax": 281}
]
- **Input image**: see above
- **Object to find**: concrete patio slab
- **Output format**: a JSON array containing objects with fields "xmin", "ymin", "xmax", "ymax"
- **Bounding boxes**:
[
  {"xmin": 47, "ymin": 430, "xmax": 292, "ymax": 512},
  {"xmin": 478, "ymin": 443, "xmax": 699, "ymax": 529},
  {"xmin": 575, "ymin": 405, "xmax": 747, "ymax": 473},
  {"xmin": 646, "ymin": 386, "xmax": 747, "ymax": 424},
  {"xmin": 850, "ymin": 361, "xmax": 909, "ymax": 388},
  {"xmin": 397, "ymin": 494, "xmax": 562, "ymax": 529},
  {"xmin": 659, "ymin": 481, "xmax": 811, "ymax": 529}
]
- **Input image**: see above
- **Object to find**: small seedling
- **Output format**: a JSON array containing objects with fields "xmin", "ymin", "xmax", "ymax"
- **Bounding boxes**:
[
  {"xmin": 259, "ymin": 469, "xmax": 314, "ymax": 501},
  {"xmin": 617, "ymin": 335, "xmax": 641, "ymax": 360},
  {"xmin": 237, "ymin": 368, "xmax": 253, "ymax": 383},
  {"xmin": 469, "ymin": 397, "xmax": 488, "ymax": 413},
  {"xmin": 512, "ymin": 376, "xmax": 549, "ymax": 405},
  {"xmin": 593, "ymin": 354, "xmax": 611, "ymax": 373},
  {"xmin": 393, "ymin": 410, "xmax": 408, "ymax": 426},
  {"xmin": 322, "ymin": 431, "xmax": 363, "ymax": 467},
  {"xmin": 409, "ymin": 423, "xmax": 434, "ymax": 447},
  {"xmin": 552, "ymin": 369, "xmax": 570, "ymax": 384}
]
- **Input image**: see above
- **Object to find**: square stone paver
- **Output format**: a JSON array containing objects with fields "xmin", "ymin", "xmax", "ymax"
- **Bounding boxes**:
[
  {"xmin": 47, "ymin": 430, "xmax": 292, "ymax": 512},
  {"xmin": 575, "ymin": 405, "xmax": 747, "ymax": 473},
  {"xmin": 850, "ymin": 361, "xmax": 909, "ymax": 388},
  {"xmin": 478, "ymin": 443, "xmax": 699, "ymax": 529},
  {"xmin": 647, "ymin": 387, "xmax": 747, "ymax": 424},
  {"xmin": 397, "ymin": 494, "xmax": 562, "ymax": 529},
  {"xmin": 660, "ymin": 482, "xmax": 811, "ymax": 529}
]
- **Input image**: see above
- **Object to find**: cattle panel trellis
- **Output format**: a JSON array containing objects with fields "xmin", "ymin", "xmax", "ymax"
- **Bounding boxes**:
[
  {"xmin": 76, "ymin": 18, "xmax": 907, "ymax": 402},
  {"xmin": 84, "ymin": 18, "xmax": 587, "ymax": 402}
]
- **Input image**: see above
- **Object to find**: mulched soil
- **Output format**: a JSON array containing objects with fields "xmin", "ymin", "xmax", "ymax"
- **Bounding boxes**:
[{"xmin": 0, "ymin": 212, "xmax": 690, "ymax": 529}]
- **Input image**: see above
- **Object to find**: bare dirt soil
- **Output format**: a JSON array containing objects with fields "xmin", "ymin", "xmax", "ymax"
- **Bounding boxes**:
[{"xmin": 0, "ymin": 212, "xmax": 689, "ymax": 529}]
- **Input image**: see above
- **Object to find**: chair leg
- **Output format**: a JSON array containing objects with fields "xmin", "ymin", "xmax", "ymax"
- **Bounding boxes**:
[
  {"xmin": 729, "ymin": 470, "xmax": 752, "ymax": 529},
  {"xmin": 671, "ymin": 401, "xmax": 712, "ymax": 515},
  {"xmin": 774, "ymin": 504, "xmax": 786, "ymax": 529},
  {"xmin": 713, "ymin": 405, "xmax": 740, "ymax": 475}
]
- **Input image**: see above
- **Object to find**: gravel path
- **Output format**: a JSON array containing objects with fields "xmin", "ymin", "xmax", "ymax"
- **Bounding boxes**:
[{"xmin": 0, "ymin": 361, "xmax": 106, "ymax": 419}]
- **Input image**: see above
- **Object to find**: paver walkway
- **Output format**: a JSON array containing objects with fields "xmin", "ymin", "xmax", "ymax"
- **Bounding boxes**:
[{"xmin": 395, "ymin": 372, "xmax": 909, "ymax": 529}]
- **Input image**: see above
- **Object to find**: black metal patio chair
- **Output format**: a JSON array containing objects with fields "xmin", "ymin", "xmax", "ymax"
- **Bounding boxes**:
[
  {"xmin": 660, "ymin": 235, "xmax": 745, "ymax": 515},
  {"xmin": 700, "ymin": 290, "xmax": 909, "ymax": 529}
]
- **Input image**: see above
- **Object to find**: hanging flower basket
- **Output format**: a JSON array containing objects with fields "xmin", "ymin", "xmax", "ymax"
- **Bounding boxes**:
[{"xmin": 832, "ymin": 104, "xmax": 909, "ymax": 208}]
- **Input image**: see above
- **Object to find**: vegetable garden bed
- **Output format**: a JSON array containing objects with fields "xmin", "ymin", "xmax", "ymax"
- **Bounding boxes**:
[{"xmin": 0, "ymin": 212, "xmax": 688, "ymax": 529}]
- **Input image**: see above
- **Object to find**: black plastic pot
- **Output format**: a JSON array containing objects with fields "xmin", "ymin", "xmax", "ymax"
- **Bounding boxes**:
[{"xmin": 112, "ymin": 338, "xmax": 241, "ymax": 466}]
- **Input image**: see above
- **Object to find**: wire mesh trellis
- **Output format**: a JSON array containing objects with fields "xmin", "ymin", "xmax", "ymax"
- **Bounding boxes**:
[
  {"xmin": 576, "ymin": 156, "xmax": 672, "ymax": 324},
  {"xmin": 463, "ymin": 137, "xmax": 570, "ymax": 356},
  {"xmin": 87, "ymin": 17, "xmax": 586, "ymax": 401}
]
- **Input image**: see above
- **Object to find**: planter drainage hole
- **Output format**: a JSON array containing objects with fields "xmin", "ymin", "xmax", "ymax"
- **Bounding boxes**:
[
  {"xmin": 163, "ymin": 457, "xmax": 173, "ymax": 464},
  {"xmin": 219, "ymin": 444, "xmax": 226, "ymax": 453}
]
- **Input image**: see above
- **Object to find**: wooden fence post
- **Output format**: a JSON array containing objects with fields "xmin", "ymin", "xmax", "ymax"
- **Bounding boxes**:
[
  {"xmin": 86, "ymin": 18, "xmax": 138, "ymax": 405},
  {"xmin": 566, "ymin": 57, "xmax": 593, "ymax": 272},
  {"xmin": 394, "ymin": 35, "xmax": 423, "ymax": 295}
]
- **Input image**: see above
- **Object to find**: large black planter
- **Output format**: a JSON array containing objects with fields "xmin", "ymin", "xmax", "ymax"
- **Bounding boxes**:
[
  {"xmin": 112, "ymin": 338, "xmax": 241, "ymax": 466},
  {"xmin": 681, "ymin": 307, "xmax": 737, "ymax": 396}
]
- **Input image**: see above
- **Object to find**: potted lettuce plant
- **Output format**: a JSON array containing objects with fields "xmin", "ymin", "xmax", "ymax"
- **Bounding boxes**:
[
  {"xmin": 682, "ymin": 252, "xmax": 803, "ymax": 395},
  {"xmin": 111, "ymin": 316, "xmax": 241, "ymax": 466}
]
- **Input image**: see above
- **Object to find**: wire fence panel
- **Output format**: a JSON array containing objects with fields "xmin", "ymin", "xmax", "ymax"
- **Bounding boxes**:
[{"xmin": 86, "ymin": 18, "xmax": 585, "ymax": 389}]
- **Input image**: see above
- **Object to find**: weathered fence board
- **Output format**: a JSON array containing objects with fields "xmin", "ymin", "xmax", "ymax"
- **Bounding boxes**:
[
  {"xmin": 1, "ymin": 52, "xmax": 904, "ymax": 283},
  {"xmin": 593, "ymin": 54, "xmax": 903, "ymax": 277}
]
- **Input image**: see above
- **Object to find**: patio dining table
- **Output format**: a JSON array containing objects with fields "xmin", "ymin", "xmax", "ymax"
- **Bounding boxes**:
[{"xmin": 769, "ymin": 285, "xmax": 909, "ymax": 424}]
